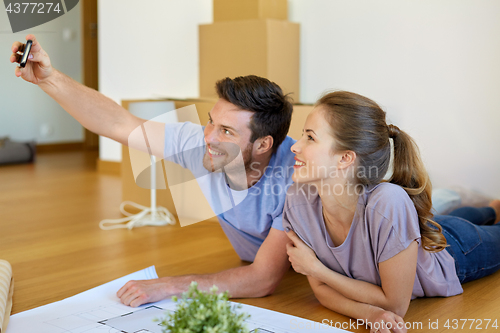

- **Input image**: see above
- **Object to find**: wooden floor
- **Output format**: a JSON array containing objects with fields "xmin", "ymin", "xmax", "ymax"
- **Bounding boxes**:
[{"xmin": 1, "ymin": 151, "xmax": 500, "ymax": 332}]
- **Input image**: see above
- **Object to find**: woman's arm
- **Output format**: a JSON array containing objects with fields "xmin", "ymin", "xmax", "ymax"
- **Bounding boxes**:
[
  {"xmin": 307, "ymin": 275, "xmax": 407, "ymax": 333},
  {"xmin": 317, "ymin": 241, "xmax": 417, "ymax": 317},
  {"xmin": 286, "ymin": 230, "xmax": 418, "ymax": 317}
]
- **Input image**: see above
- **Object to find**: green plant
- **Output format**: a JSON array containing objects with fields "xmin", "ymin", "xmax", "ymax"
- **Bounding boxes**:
[{"xmin": 158, "ymin": 281, "xmax": 250, "ymax": 333}]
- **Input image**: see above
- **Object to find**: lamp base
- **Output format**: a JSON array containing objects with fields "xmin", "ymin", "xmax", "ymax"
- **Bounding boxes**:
[{"xmin": 99, "ymin": 201, "xmax": 176, "ymax": 230}]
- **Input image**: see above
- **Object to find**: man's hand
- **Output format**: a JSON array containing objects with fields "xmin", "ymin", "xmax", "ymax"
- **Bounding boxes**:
[
  {"xmin": 117, "ymin": 278, "xmax": 171, "ymax": 307},
  {"xmin": 10, "ymin": 34, "xmax": 53, "ymax": 85}
]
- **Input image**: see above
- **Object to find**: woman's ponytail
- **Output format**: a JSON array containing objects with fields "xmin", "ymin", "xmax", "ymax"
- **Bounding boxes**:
[{"xmin": 388, "ymin": 125, "xmax": 447, "ymax": 252}]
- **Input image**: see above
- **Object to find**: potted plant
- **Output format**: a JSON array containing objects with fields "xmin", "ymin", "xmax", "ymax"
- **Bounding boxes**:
[{"xmin": 158, "ymin": 282, "xmax": 250, "ymax": 333}]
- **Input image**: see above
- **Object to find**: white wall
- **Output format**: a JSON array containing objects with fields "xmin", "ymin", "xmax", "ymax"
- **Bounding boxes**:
[
  {"xmin": 99, "ymin": 0, "xmax": 500, "ymax": 198},
  {"xmin": 289, "ymin": 0, "xmax": 500, "ymax": 198},
  {"xmin": 98, "ymin": 0, "xmax": 213, "ymax": 162},
  {"xmin": 0, "ymin": 4, "xmax": 83, "ymax": 143}
]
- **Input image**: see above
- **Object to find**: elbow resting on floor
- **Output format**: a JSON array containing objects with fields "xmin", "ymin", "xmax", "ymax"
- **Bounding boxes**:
[
  {"xmin": 250, "ymin": 275, "xmax": 282, "ymax": 297},
  {"xmin": 257, "ymin": 280, "xmax": 279, "ymax": 297}
]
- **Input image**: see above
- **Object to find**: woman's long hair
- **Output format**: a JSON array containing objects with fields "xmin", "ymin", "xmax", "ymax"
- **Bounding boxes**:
[{"xmin": 317, "ymin": 91, "xmax": 446, "ymax": 252}]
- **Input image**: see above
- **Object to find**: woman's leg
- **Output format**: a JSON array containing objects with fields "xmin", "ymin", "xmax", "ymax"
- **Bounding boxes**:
[
  {"xmin": 447, "ymin": 200, "xmax": 500, "ymax": 226},
  {"xmin": 436, "ymin": 215, "xmax": 500, "ymax": 284},
  {"xmin": 447, "ymin": 207, "xmax": 496, "ymax": 225}
]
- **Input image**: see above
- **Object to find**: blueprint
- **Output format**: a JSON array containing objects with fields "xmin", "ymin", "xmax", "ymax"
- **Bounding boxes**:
[{"xmin": 7, "ymin": 266, "xmax": 350, "ymax": 333}]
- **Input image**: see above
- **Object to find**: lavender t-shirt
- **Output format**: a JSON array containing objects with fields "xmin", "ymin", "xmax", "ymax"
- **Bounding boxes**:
[{"xmin": 283, "ymin": 182, "xmax": 463, "ymax": 299}]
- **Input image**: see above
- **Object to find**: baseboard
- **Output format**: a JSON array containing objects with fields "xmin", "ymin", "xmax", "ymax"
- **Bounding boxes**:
[
  {"xmin": 37, "ymin": 142, "xmax": 84, "ymax": 153},
  {"xmin": 97, "ymin": 159, "xmax": 121, "ymax": 175}
]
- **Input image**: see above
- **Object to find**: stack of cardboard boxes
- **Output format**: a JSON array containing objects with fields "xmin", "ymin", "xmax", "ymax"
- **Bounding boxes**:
[{"xmin": 200, "ymin": 0, "xmax": 300, "ymax": 101}]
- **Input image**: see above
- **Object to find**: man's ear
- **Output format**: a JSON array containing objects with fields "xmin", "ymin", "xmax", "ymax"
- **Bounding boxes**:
[
  {"xmin": 337, "ymin": 150, "xmax": 356, "ymax": 170},
  {"xmin": 254, "ymin": 135, "xmax": 274, "ymax": 155}
]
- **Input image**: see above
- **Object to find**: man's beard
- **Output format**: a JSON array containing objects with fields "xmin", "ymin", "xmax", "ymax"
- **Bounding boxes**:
[{"xmin": 202, "ymin": 142, "xmax": 254, "ymax": 174}]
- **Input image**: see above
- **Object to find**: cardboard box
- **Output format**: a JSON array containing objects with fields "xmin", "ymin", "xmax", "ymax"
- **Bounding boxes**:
[
  {"xmin": 121, "ymin": 100, "xmax": 313, "ymax": 225},
  {"xmin": 214, "ymin": 0, "xmax": 288, "ymax": 22},
  {"xmin": 199, "ymin": 19, "xmax": 300, "ymax": 102}
]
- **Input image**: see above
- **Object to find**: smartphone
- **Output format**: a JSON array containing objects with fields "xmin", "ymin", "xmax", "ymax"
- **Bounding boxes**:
[{"xmin": 19, "ymin": 40, "xmax": 33, "ymax": 68}]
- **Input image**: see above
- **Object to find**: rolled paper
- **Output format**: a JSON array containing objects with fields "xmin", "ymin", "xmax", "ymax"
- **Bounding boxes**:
[{"xmin": 0, "ymin": 260, "xmax": 13, "ymax": 333}]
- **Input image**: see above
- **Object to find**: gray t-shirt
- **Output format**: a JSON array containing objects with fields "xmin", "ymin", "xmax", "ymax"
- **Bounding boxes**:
[{"xmin": 283, "ymin": 182, "xmax": 463, "ymax": 299}]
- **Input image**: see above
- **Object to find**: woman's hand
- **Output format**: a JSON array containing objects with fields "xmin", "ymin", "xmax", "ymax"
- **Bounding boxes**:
[
  {"xmin": 366, "ymin": 306, "xmax": 407, "ymax": 333},
  {"xmin": 285, "ymin": 228, "xmax": 321, "ymax": 276}
]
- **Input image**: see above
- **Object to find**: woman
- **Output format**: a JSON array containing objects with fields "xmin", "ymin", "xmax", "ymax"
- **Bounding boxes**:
[{"xmin": 283, "ymin": 91, "xmax": 500, "ymax": 333}]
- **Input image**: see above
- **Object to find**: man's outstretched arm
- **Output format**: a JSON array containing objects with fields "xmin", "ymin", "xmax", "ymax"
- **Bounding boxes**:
[
  {"xmin": 10, "ymin": 34, "xmax": 164, "ymax": 156},
  {"xmin": 117, "ymin": 228, "xmax": 291, "ymax": 307}
]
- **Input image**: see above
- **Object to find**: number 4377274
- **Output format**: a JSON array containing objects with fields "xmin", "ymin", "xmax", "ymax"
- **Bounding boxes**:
[
  {"xmin": 444, "ymin": 319, "xmax": 498, "ymax": 330},
  {"xmin": 6, "ymin": 3, "xmax": 61, "ymax": 14}
]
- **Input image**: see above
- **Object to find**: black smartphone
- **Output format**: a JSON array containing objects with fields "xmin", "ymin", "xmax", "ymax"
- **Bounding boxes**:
[{"xmin": 19, "ymin": 40, "xmax": 33, "ymax": 68}]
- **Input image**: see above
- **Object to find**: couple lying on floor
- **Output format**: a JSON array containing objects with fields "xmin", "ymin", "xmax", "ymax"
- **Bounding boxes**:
[{"xmin": 12, "ymin": 35, "xmax": 500, "ymax": 333}]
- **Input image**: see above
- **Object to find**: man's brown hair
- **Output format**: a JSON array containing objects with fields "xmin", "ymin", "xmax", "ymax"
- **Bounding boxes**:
[{"xmin": 216, "ymin": 75, "xmax": 293, "ymax": 153}]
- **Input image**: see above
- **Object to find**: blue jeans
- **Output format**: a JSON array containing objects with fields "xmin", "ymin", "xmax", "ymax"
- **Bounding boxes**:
[{"xmin": 436, "ymin": 207, "xmax": 500, "ymax": 284}]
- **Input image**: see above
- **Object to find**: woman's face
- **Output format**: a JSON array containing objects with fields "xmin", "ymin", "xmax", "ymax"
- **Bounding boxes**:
[{"xmin": 291, "ymin": 107, "xmax": 343, "ymax": 184}]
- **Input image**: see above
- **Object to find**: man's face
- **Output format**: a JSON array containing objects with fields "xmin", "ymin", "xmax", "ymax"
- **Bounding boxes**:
[{"xmin": 203, "ymin": 99, "xmax": 254, "ymax": 173}]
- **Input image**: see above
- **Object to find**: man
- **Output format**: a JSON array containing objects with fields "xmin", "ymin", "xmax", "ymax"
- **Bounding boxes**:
[{"xmin": 10, "ymin": 35, "xmax": 296, "ymax": 307}]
